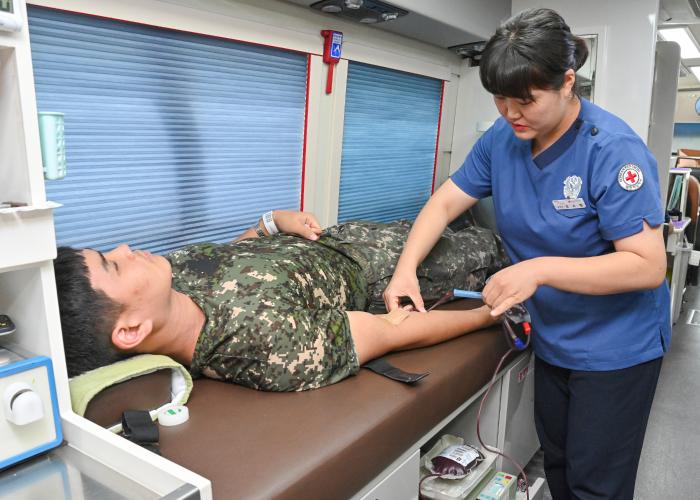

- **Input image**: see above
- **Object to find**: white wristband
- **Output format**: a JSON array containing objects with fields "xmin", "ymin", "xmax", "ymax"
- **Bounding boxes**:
[{"xmin": 262, "ymin": 211, "xmax": 279, "ymax": 235}]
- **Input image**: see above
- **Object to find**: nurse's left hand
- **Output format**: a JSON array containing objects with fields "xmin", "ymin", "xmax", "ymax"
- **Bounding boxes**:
[
  {"xmin": 482, "ymin": 260, "xmax": 541, "ymax": 317},
  {"xmin": 274, "ymin": 210, "xmax": 323, "ymax": 241}
]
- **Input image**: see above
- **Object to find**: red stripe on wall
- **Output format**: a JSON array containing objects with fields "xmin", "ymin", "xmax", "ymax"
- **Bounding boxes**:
[
  {"xmin": 431, "ymin": 80, "xmax": 445, "ymax": 194},
  {"xmin": 300, "ymin": 54, "xmax": 311, "ymax": 210}
]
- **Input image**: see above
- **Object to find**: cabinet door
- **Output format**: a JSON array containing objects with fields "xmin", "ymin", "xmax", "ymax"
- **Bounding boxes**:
[
  {"xmin": 358, "ymin": 449, "xmax": 419, "ymax": 500},
  {"xmin": 497, "ymin": 352, "xmax": 540, "ymax": 474}
]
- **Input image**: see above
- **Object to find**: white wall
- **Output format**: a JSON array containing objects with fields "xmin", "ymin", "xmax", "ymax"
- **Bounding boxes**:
[
  {"xmin": 383, "ymin": 0, "xmax": 511, "ymax": 42},
  {"xmin": 648, "ymin": 41, "xmax": 680, "ymax": 202},
  {"xmin": 675, "ymin": 90, "xmax": 700, "ymax": 123},
  {"xmin": 672, "ymin": 129, "xmax": 700, "ymax": 151},
  {"xmin": 671, "ymin": 91, "xmax": 700, "ymax": 151},
  {"xmin": 449, "ymin": 64, "xmax": 500, "ymax": 174},
  {"xmin": 512, "ymin": 0, "xmax": 659, "ymax": 141}
]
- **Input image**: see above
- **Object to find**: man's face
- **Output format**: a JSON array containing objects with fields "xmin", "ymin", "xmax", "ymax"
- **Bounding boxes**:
[{"xmin": 82, "ymin": 244, "xmax": 173, "ymax": 324}]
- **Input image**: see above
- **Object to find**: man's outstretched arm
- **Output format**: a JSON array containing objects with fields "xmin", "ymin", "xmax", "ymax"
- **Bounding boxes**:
[
  {"xmin": 347, "ymin": 306, "xmax": 497, "ymax": 365},
  {"xmin": 234, "ymin": 210, "xmax": 323, "ymax": 242}
]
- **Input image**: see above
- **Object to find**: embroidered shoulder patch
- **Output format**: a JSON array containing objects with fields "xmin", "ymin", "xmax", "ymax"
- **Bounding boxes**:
[{"xmin": 617, "ymin": 164, "xmax": 644, "ymax": 191}]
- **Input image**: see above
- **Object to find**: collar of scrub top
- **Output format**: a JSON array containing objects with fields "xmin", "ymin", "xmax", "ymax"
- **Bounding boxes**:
[{"xmin": 531, "ymin": 117, "xmax": 584, "ymax": 169}]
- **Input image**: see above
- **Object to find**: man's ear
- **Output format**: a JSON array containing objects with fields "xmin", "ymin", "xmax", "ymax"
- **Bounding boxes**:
[{"xmin": 112, "ymin": 318, "xmax": 153, "ymax": 351}]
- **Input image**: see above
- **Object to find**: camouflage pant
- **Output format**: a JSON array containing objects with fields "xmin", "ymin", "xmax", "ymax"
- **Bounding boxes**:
[{"xmin": 322, "ymin": 220, "xmax": 509, "ymax": 313}]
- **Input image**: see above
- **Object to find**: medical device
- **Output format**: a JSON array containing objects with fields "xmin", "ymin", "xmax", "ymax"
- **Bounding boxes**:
[
  {"xmin": 0, "ymin": 347, "xmax": 63, "ymax": 470},
  {"xmin": 427, "ymin": 285, "xmax": 534, "ymax": 498},
  {"xmin": 320, "ymin": 29, "xmax": 342, "ymax": 94},
  {"xmin": 429, "ymin": 444, "xmax": 485, "ymax": 477},
  {"xmin": 0, "ymin": 315, "xmax": 15, "ymax": 336},
  {"xmin": 158, "ymin": 405, "xmax": 190, "ymax": 427},
  {"xmin": 476, "ymin": 472, "xmax": 517, "ymax": 500},
  {"xmin": 37, "ymin": 112, "xmax": 67, "ymax": 180},
  {"xmin": 420, "ymin": 435, "xmax": 499, "ymax": 500},
  {"xmin": 0, "ymin": 0, "xmax": 23, "ymax": 32},
  {"xmin": 420, "ymin": 290, "xmax": 535, "ymax": 498},
  {"xmin": 428, "ymin": 289, "xmax": 532, "ymax": 352},
  {"xmin": 475, "ymin": 305, "xmax": 532, "ymax": 500},
  {"xmin": 501, "ymin": 304, "xmax": 531, "ymax": 351},
  {"xmin": 427, "ymin": 289, "xmax": 482, "ymax": 312}
]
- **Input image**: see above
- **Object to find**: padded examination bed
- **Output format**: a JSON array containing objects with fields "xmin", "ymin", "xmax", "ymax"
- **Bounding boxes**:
[{"xmin": 86, "ymin": 300, "xmax": 513, "ymax": 499}]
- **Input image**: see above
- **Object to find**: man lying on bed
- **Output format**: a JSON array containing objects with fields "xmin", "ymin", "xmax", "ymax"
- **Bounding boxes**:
[{"xmin": 53, "ymin": 210, "xmax": 508, "ymax": 391}]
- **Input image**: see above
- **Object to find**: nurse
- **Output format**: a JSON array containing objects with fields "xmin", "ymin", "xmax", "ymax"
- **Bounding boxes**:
[{"xmin": 384, "ymin": 8, "xmax": 670, "ymax": 500}]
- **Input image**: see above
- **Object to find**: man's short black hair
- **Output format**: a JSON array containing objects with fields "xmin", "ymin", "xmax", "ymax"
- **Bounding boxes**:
[{"xmin": 54, "ymin": 247, "xmax": 126, "ymax": 377}]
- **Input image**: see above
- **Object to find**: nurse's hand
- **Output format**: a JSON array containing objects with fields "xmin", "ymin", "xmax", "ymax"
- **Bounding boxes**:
[
  {"xmin": 482, "ymin": 261, "xmax": 540, "ymax": 317},
  {"xmin": 274, "ymin": 210, "xmax": 323, "ymax": 241},
  {"xmin": 383, "ymin": 270, "xmax": 426, "ymax": 312}
]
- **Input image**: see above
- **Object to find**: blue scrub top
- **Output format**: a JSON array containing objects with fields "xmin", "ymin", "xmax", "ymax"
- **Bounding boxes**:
[{"xmin": 451, "ymin": 98, "xmax": 671, "ymax": 371}]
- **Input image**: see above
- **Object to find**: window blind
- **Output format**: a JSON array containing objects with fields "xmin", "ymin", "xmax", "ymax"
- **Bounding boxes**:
[
  {"xmin": 337, "ymin": 62, "xmax": 443, "ymax": 223},
  {"xmin": 28, "ymin": 6, "xmax": 308, "ymax": 254}
]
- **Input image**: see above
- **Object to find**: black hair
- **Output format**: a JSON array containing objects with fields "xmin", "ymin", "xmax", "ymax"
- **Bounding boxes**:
[
  {"xmin": 479, "ymin": 8, "xmax": 589, "ymax": 101},
  {"xmin": 54, "ymin": 247, "xmax": 126, "ymax": 377}
]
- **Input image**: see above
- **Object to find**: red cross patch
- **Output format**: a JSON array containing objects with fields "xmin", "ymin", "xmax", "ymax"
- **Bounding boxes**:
[{"xmin": 617, "ymin": 164, "xmax": 644, "ymax": 191}]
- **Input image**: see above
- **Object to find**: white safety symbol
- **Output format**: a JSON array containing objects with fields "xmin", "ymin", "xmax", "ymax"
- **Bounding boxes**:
[
  {"xmin": 563, "ymin": 175, "xmax": 582, "ymax": 199},
  {"xmin": 617, "ymin": 163, "xmax": 644, "ymax": 191},
  {"xmin": 331, "ymin": 44, "xmax": 341, "ymax": 58}
]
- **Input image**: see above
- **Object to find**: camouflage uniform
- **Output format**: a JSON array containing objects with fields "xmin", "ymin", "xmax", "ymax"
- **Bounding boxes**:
[{"xmin": 168, "ymin": 220, "xmax": 508, "ymax": 392}]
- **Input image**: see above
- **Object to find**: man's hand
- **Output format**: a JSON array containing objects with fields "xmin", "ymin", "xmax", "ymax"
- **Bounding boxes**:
[
  {"xmin": 273, "ymin": 210, "xmax": 323, "ymax": 241},
  {"xmin": 383, "ymin": 268, "xmax": 426, "ymax": 312}
]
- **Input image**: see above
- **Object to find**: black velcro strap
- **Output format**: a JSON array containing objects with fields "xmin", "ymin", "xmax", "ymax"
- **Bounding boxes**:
[
  {"xmin": 121, "ymin": 410, "xmax": 160, "ymax": 454},
  {"xmin": 363, "ymin": 357, "xmax": 430, "ymax": 384}
]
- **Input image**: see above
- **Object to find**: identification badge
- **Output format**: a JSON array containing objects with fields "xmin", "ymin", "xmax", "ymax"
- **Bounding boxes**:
[{"xmin": 552, "ymin": 198, "xmax": 586, "ymax": 210}]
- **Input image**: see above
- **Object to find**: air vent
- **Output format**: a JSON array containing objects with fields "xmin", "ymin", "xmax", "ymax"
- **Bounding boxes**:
[
  {"xmin": 449, "ymin": 41, "xmax": 487, "ymax": 64},
  {"xmin": 310, "ymin": 0, "xmax": 408, "ymax": 24}
]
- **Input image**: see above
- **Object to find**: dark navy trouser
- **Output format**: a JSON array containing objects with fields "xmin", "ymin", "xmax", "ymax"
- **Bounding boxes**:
[{"xmin": 534, "ymin": 356, "xmax": 662, "ymax": 500}]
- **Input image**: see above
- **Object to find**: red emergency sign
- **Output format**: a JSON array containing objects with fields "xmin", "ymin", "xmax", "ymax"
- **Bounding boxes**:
[{"xmin": 321, "ymin": 30, "xmax": 343, "ymax": 94}]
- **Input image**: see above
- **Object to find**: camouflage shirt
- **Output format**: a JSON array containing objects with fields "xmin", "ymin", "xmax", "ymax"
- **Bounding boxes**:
[{"xmin": 167, "ymin": 234, "xmax": 369, "ymax": 391}]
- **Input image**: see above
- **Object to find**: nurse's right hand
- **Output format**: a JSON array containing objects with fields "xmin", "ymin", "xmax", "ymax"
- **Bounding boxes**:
[{"xmin": 383, "ymin": 270, "xmax": 426, "ymax": 313}]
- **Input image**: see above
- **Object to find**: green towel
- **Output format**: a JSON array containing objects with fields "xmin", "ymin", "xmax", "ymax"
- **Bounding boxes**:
[{"xmin": 69, "ymin": 354, "xmax": 193, "ymax": 432}]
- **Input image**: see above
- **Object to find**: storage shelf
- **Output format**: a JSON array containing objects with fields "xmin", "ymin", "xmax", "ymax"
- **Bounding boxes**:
[
  {"xmin": 0, "ymin": 3, "xmax": 216, "ymax": 497},
  {"xmin": 0, "ymin": 203, "xmax": 59, "ymax": 272},
  {"xmin": 667, "ymin": 217, "xmax": 691, "ymax": 234}
]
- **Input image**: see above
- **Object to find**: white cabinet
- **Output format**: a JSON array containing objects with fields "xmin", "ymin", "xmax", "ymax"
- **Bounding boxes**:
[
  {"xmin": 0, "ymin": 2, "xmax": 210, "ymax": 497},
  {"xmin": 497, "ymin": 352, "xmax": 540, "ymax": 475},
  {"xmin": 359, "ymin": 450, "xmax": 420, "ymax": 500},
  {"xmin": 352, "ymin": 352, "xmax": 541, "ymax": 500}
]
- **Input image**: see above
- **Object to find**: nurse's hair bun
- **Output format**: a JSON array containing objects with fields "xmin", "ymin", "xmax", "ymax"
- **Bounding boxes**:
[
  {"xmin": 572, "ymin": 36, "xmax": 589, "ymax": 72},
  {"xmin": 479, "ymin": 8, "xmax": 591, "ymax": 100}
]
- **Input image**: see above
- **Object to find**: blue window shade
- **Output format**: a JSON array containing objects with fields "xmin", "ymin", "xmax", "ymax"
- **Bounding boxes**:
[
  {"xmin": 337, "ymin": 62, "xmax": 442, "ymax": 223},
  {"xmin": 28, "ymin": 7, "xmax": 307, "ymax": 254}
]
